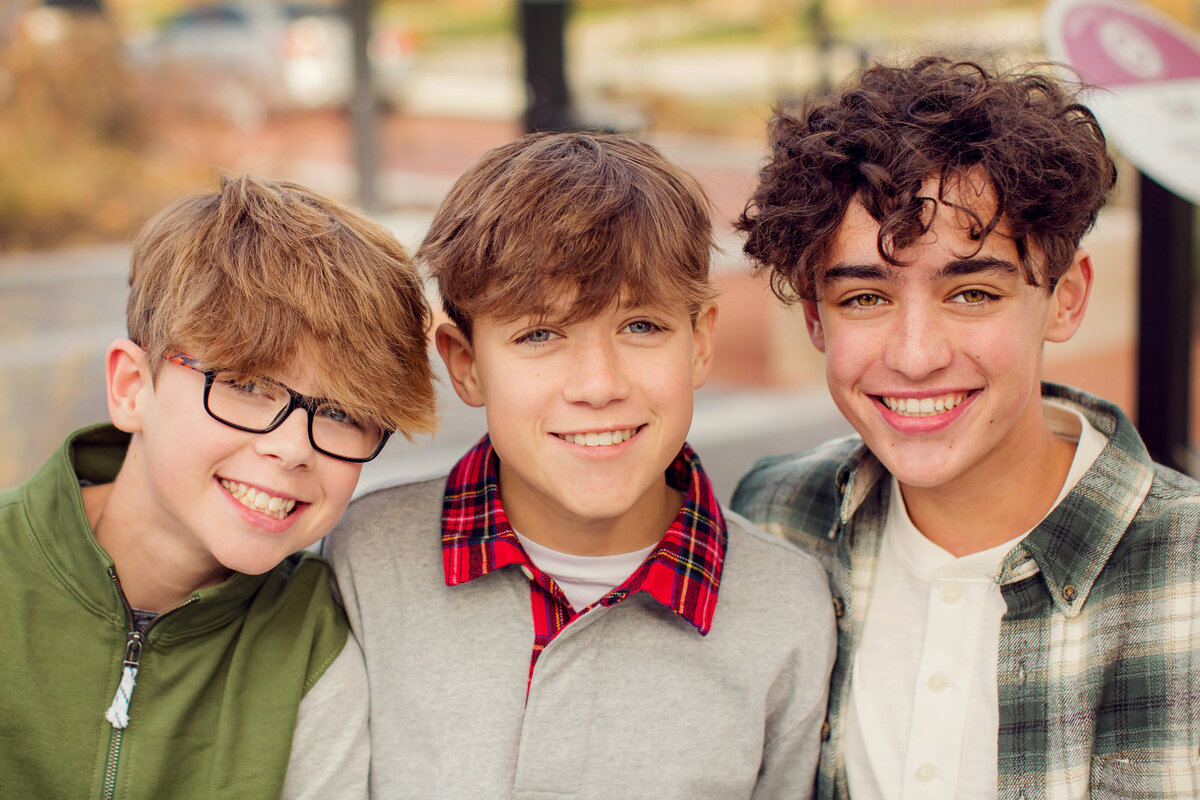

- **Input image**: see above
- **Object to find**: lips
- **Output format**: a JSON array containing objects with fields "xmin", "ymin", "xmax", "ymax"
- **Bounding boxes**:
[
  {"xmin": 219, "ymin": 478, "xmax": 298, "ymax": 520},
  {"xmin": 554, "ymin": 426, "xmax": 642, "ymax": 447},
  {"xmin": 879, "ymin": 392, "xmax": 969, "ymax": 418}
]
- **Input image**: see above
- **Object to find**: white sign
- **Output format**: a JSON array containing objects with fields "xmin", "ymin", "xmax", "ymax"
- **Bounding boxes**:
[{"xmin": 1045, "ymin": 0, "xmax": 1200, "ymax": 204}]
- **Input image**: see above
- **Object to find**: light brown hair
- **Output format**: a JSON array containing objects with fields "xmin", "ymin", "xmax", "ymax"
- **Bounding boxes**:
[
  {"xmin": 127, "ymin": 174, "xmax": 436, "ymax": 436},
  {"xmin": 738, "ymin": 56, "xmax": 1117, "ymax": 302},
  {"xmin": 418, "ymin": 132, "xmax": 716, "ymax": 338}
]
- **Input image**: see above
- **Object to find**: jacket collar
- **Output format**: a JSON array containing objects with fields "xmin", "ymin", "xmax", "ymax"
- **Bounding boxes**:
[{"xmin": 21, "ymin": 425, "xmax": 273, "ymax": 640}]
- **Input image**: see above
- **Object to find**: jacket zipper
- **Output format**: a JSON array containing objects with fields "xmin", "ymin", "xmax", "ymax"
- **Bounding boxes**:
[{"xmin": 100, "ymin": 569, "xmax": 198, "ymax": 800}]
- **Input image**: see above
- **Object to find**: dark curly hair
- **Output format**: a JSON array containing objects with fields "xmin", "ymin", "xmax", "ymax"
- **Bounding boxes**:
[{"xmin": 737, "ymin": 56, "xmax": 1117, "ymax": 302}]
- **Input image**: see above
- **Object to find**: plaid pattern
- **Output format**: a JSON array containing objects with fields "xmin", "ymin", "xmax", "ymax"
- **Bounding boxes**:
[
  {"xmin": 731, "ymin": 383, "xmax": 1200, "ymax": 800},
  {"xmin": 443, "ymin": 436, "xmax": 727, "ymax": 680}
]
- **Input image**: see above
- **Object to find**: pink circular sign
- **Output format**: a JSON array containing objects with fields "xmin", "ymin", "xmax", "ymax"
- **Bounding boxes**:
[
  {"xmin": 1046, "ymin": 0, "xmax": 1200, "ymax": 204},
  {"xmin": 1056, "ymin": 1, "xmax": 1200, "ymax": 85}
]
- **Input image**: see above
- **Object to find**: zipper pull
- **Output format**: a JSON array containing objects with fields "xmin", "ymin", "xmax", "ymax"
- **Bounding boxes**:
[{"xmin": 105, "ymin": 630, "xmax": 143, "ymax": 729}]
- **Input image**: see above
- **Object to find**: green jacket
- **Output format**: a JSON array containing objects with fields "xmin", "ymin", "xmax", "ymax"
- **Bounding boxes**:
[{"xmin": 0, "ymin": 425, "xmax": 350, "ymax": 800}]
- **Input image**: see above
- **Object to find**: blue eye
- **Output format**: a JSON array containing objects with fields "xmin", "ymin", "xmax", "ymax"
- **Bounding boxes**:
[
  {"xmin": 625, "ymin": 320, "xmax": 659, "ymax": 335},
  {"xmin": 316, "ymin": 404, "xmax": 365, "ymax": 430},
  {"xmin": 217, "ymin": 374, "xmax": 265, "ymax": 396},
  {"xmin": 518, "ymin": 329, "xmax": 560, "ymax": 345}
]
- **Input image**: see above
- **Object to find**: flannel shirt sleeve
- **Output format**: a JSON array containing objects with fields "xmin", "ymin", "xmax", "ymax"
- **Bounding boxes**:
[{"xmin": 731, "ymin": 436, "xmax": 861, "ymax": 562}]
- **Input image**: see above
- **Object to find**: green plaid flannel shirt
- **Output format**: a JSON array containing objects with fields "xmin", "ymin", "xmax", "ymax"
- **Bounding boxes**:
[{"xmin": 731, "ymin": 384, "xmax": 1200, "ymax": 799}]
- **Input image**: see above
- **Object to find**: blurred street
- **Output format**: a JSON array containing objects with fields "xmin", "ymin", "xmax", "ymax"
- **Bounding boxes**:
[
  {"xmin": 3, "ymin": 0, "xmax": 1198, "ymax": 495},
  {"xmin": 5, "ymin": 110, "xmax": 1198, "ymax": 498},
  {"xmin": 0, "ymin": 110, "xmax": 858, "ymax": 500},
  {"xmin": 0, "ymin": 227, "xmax": 853, "ymax": 503}
]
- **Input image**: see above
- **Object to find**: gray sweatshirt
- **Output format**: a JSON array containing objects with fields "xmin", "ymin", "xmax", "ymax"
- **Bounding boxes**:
[{"xmin": 326, "ymin": 476, "xmax": 836, "ymax": 799}]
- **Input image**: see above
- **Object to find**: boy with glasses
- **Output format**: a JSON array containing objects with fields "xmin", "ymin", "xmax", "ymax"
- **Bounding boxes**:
[{"xmin": 0, "ymin": 174, "xmax": 436, "ymax": 798}]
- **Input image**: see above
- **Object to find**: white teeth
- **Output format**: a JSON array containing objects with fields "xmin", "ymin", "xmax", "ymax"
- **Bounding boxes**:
[
  {"xmin": 559, "ymin": 428, "xmax": 637, "ymax": 447},
  {"xmin": 220, "ymin": 479, "xmax": 298, "ymax": 520},
  {"xmin": 882, "ymin": 393, "xmax": 967, "ymax": 417}
]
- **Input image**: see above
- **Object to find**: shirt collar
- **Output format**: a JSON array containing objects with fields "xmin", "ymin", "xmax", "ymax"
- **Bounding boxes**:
[
  {"xmin": 441, "ymin": 436, "xmax": 728, "ymax": 633},
  {"xmin": 833, "ymin": 383, "xmax": 1152, "ymax": 614}
]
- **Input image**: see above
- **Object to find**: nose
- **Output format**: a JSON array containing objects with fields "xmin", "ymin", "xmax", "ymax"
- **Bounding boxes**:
[
  {"xmin": 254, "ymin": 406, "xmax": 316, "ymax": 469},
  {"xmin": 882, "ymin": 304, "xmax": 953, "ymax": 381},
  {"xmin": 561, "ymin": 336, "xmax": 631, "ymax": 407}
]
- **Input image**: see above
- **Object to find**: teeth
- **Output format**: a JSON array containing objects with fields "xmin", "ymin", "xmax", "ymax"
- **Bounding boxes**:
[
  {"xmin": 220, "ymin": 479, "xmax": 298, "ymax": 520},
  {"xmin": 559, "ymin": 428, "xmax": 637, "ymax": 447},
  {"xmin": 882, "ymin": 393, "xmax": 967, "ymax": 417}
]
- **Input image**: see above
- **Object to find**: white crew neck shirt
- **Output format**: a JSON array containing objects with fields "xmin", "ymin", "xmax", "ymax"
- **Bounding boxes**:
[
  {"xmin": 843, "ymin": 399, "xmax": 1107, "ymax": 799},
  {"xmin": 514, "ymin": 532, "xmax": 657, "ymax": 612}
]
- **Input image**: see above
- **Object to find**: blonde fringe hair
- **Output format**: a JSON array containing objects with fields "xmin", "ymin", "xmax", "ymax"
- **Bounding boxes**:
[
  {"xmin": 127, "ymin": 174, "xmax": 437, "ymax": 437},
  {"xmin": 418, "ymin": 132, "xmax": 717, "ymax": 338}
]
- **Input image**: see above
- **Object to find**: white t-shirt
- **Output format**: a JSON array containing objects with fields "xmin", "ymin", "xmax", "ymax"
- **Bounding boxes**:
[
  {"xmin": 515, "ymin": 532, "xmax": 657, "ymax": 612},
  {"xmin": 843, "ymin": 400, "xmax": 1107, "ymax": 799}
]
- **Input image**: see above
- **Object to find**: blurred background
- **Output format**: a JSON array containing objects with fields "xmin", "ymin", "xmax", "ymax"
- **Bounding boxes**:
[{"xmin": 2, "ymin": 0, "xmax": 1197, "ymax": 500}]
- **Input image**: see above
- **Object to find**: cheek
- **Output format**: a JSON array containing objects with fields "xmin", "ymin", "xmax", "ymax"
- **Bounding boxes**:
[
  {"xmin": 822, "ymin": 333, "xmax": 873, "ymax": 385},
  {"xmin": 322, "ymin": 464, "xmax": 363, "ymax": 511},
  {"xmin": 961, "ymin": 322, "xmax": 1043, "ymax": 376}
]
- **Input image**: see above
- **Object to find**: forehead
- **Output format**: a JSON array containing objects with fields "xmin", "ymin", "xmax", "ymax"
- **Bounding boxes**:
[
  {"xmin": 489, "ymin": 286, "xmax": 691, "ymax": 326},
  {"xmin": 823, "ymin": 176, "xmax": 1021, "ymax": 284}
]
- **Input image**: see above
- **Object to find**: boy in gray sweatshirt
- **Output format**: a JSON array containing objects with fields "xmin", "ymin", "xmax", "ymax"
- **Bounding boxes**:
[{"xmin": 327, "ymin": 131, "xmax": 836, "ymax": 798}]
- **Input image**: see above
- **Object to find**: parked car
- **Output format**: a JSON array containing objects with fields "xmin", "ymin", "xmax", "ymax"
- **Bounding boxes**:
[{"xmin": 137, "ymin": 1, "xmax": 412, "ymax": 121}]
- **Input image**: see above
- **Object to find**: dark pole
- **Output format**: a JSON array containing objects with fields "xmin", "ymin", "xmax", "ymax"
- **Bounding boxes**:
[
  {"xmin": 519, "ymin": 0, "xmax": 573, "ymax": 133},
  {"xmin": 348, "ymin": 0, "xmax": 379, "ymax": 211},
  {"xmin": 1136, "ymin": 172, "xmax": 1194, "ymax": 473}
]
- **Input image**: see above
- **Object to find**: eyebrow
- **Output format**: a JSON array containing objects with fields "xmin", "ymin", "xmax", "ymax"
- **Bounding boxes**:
[
  {"xmin": 932, "ymin": 257, "xmax": 1019, "ymax": 281},
  {"xmin": 820, "ymin": 257, "xmax": 1018, "ymax": 286}
]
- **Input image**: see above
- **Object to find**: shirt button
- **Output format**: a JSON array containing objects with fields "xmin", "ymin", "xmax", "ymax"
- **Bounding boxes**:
[
  {"xmin": 927, "ymin": 673, "xmax": 949, "ymax": 693},
  {"xmin": 832, "ymin": 596, "xmax": 846, "ymax": 618},
  {"xmin": 820, "ymin": 720, "xmax": 831, "ymax": 741},
  {"xmin": 520, "ymin": 565, "xmax": 534, "ymax": 581},
  {"xmin": 940, "ymin": 584, "xmax": 962, "ymax": 604},
  {"xmin": 915, "ymin": 764, "xmax": 937, "ymax": 784}
]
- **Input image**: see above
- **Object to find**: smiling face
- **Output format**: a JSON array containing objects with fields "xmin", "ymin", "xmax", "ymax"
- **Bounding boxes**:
[
  {"xmin": 438, "ymin": 301, "xmax": 716, "ymax": 554},
  {"xmin": 804, "ymin": 177, "xmax": 1092, "ymax": 498},
  {"xmin": 113, "ymin": 342, "xmax": 363, "ymax": 580}
]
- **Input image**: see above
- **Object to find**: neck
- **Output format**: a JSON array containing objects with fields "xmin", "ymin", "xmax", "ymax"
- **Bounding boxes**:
[
  {"xmin": 83, "ymin": 466, "xmax": 230, "ymax": 613},
  {"xmin": 899, "ymin": 419, "xmax": 1077, "ymax": 558},
  {"xmin": 500, "ymin": 469, "xmax": 682, "ymax": 557}
]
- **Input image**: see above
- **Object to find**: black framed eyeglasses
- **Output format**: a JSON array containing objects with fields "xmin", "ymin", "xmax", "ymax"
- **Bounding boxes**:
[{"xmin": 166, "ymin": 353, "xmax": 390, "ymax": 463}]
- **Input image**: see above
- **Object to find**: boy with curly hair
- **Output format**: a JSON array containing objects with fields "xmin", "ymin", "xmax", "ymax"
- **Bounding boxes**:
[
  {"xmin": 733, "ymin": 57, "xmax": 1200, "ymax": 799},
  {"xmin": 0, "ymin": 175, "xmax": 437, "ymax": 799},
  {"xmin": 327, "ymin": 131, "xmax": 836, "ymax": 797}
]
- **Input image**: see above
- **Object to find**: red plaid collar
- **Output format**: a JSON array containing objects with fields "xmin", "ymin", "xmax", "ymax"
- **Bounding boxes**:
[{"xmin": 441, "ymin": 435, "xmax": 727, "ymax": 634}]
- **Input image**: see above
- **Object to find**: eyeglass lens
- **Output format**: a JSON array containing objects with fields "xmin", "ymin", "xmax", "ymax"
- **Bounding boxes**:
[{"xmin": 206, "ymin": 372, "xmax": 385, "ymax": 461}]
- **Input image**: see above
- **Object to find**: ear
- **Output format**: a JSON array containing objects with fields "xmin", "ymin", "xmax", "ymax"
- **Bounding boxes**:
[
  {"xmin": 105, "ymin": 339, "xmax": 152, "ymax": 433},
  {"xmin": 802, "ymin": 300, "xmax": 827, "ymax": 353},
  {"xmin": 1045, "ymin": 249, "xmax": 1094, "ymax": 343},
  {"xmin": 435, "ymin": 322, "xmax": 485, "ymax": 407},
  {"xmin": 690, "ymin": 303, "xmax": 718, "ymax": 389}
]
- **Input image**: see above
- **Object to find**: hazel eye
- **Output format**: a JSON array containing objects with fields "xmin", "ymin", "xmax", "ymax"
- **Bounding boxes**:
[
  {"xmin": 843, "ymin": 293, "xmax": 884, "ymax": 308},
  {"xmin": 951, "ymin": 289, "xmax": 997, "ymax": 305}
]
